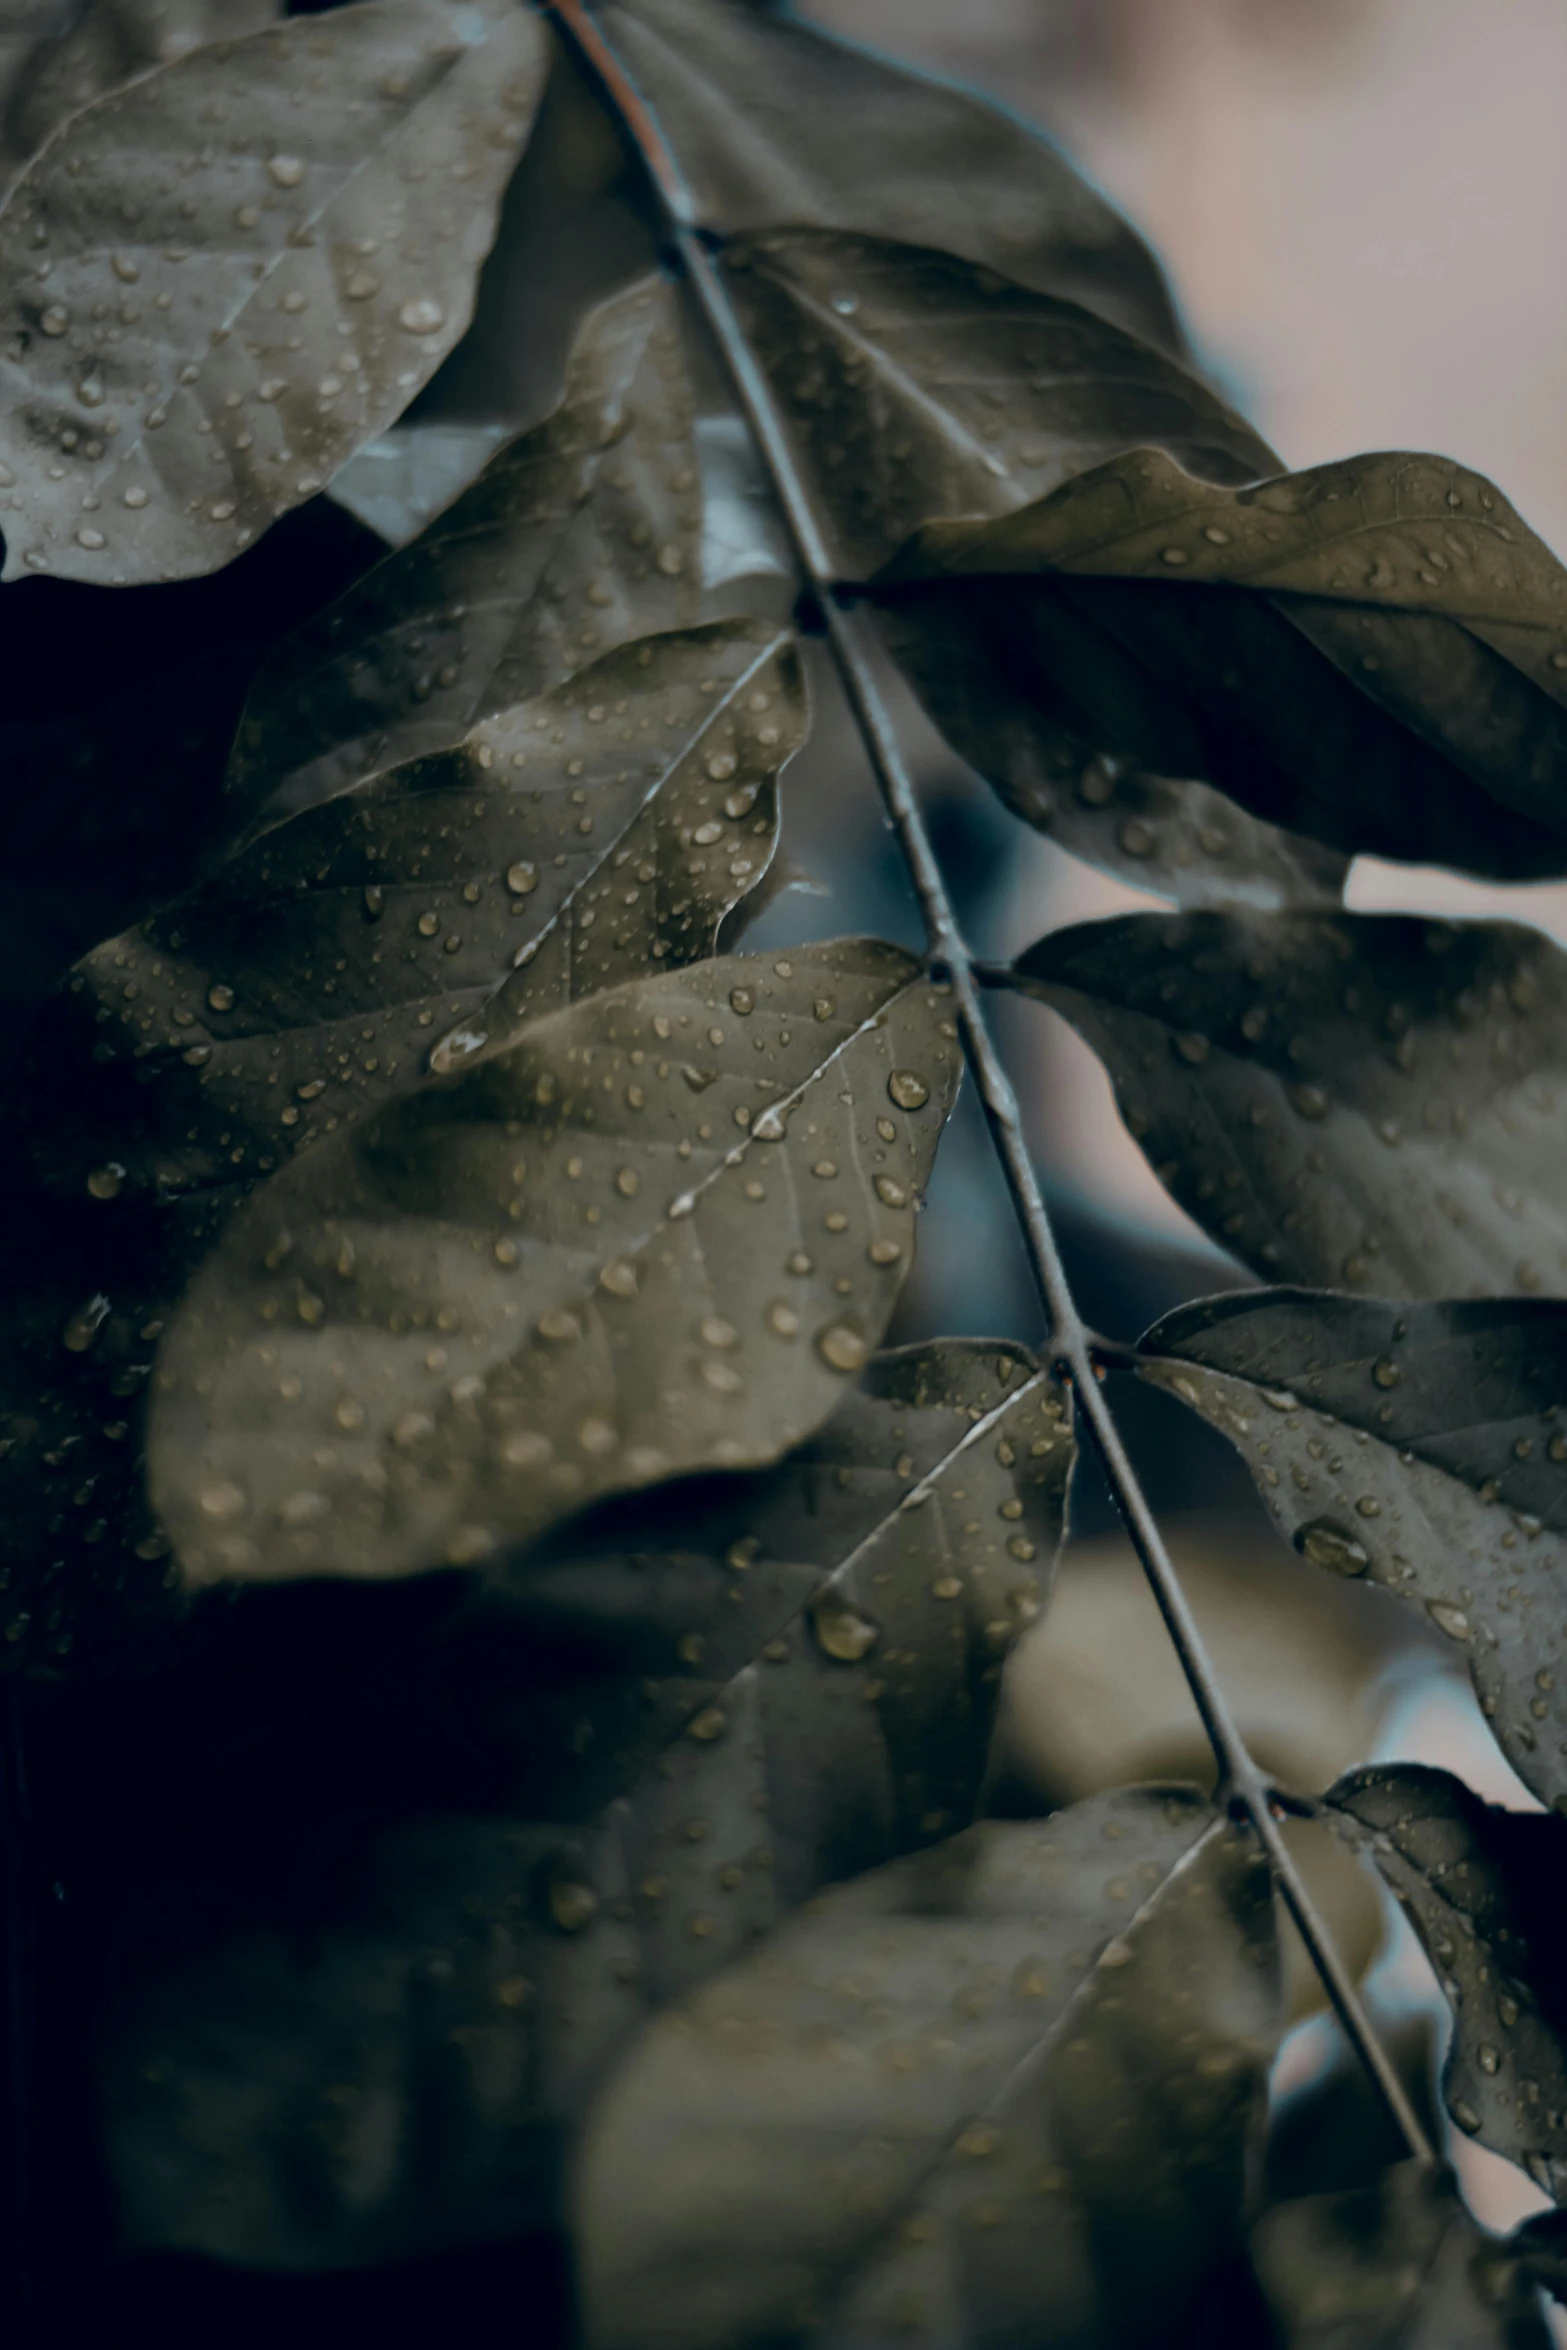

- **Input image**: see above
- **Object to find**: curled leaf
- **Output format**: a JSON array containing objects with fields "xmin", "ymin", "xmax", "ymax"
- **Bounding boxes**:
[
  {"xmin": 1014, "ymin": 909, "xmax": 1567, "ymax": 1298},
  {"xmin": 148, "ymin": 940, "xmax": 962, "ymax": 1587},
  {"xmin": 0, "ymin": 0, "xmax": 546, "ymax": 585},
  {"xmin": 1138, "ymin": 1287, "xmax": 1567, "ymax": 1807},
  {"xmin": 1328, "ymin": 1764, "xmax": 1567, "ymax": 2202},
  {"xmin": 576, "ymin": 1788, "xmax": 1278, "ymax": 2350},
  {"xmin": 882, "ymin": 448, "xmax": 1567, "ymax": 880}
]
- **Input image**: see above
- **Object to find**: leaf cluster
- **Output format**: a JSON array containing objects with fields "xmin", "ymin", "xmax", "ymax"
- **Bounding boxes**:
[{"xmin": 3, "ymin": 1, "xmax": 1567, "ymax": 2341}]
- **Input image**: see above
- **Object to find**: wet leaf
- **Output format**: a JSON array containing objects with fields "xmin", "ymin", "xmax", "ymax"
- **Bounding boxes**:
[
  {"xmin": 1252, "ymin": 2159, "xmax": 1550, "ymax": 2347},
  {"xmin": 1327, "ymin": 1764, "xmax": 1567, "ymax": 2202},
  {"xmin": 5, "ymin": 616, "xmax": 801, "ymax": 1208},
  {"xmin": 720, "ymin": 228, "xmax": 1270, "ymax": 579},
  {"xmin": 228, "ymin": 275, "xmax": 708, "ymax": 832},
  {"xmin": 576, "ymin": 1787, "xmax": 1278, "ymax": 2350},
  {"xmin": 102, "ymin": 1340, "xmax": 1073, "ymax": 2268},
  {"xmin": 601, "ymin": 0, "xmax": 1192, "ymax": 358},
  {"xmin": 1136, "ymin": 1286, "xmax": 1567, "ymax": 1808},
  {"xmin": 1014, "ymin": 909, "xmax": 1567, "ymax": 1297},
  {"xmin": 0, "ymin": 1, "xmax": 279, "ymax": 200},
  {"xmin": 148, "ymin": 939, "xmax": 961, "ymax": 1588},
  {"xmin": 882, "ymin": 448, "xmax": 1567, "ymax": 881},
  {"xmin": 0, "ymin": 0, "xmax": 546, "ymax": 586}
]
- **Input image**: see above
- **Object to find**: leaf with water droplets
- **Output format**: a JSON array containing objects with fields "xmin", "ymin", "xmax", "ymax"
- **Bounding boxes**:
[
  {"xmin": 1252, "ymin": 2158, "xmax": 1551, "ymax": 2347},
  {"xmin": 101, "ymin": 1339, "xmax": 1073, "ymax": 2267},
  {"xmin": 1014, "ymin": 909, "xmax": 1567, "ymax": 1297},
  {"xmin": 576, "ymin": 1786, "xmax": 1278, "ymax": 2350},
  {"xmin": 1136, "ymin": 1286, "xmax": 1567, "ymax": 1808},
  {"xmin": 601, "ymin": 0, "xmax": 1190, "ymax": 358},
  {"xmin": 0, "ymin": 1, "xmax": 281, "ymax": 202},
  {"xmin": 1326, "ymin": 1764, "xmax": 1567, "ymax": 2204},
  {"xmin": 721, "ymin": 228, "xmax": 1270, "ymax": 579},
  {"xmin": 0, "ymin": 0, "xmax": 546, "ymax": 586},
  {"xmin": 148, "ymin": 939, "xmax": 961, "ymax": 1587},
  {"xmin": 228, "ymin": 275, "xmax": 713, "ymax": 832},
  {"xmin": 882, "ymin": 447, "xmax": 1567, "ymax": 881},
  {"xmin": 6, "ymin": 617, "xmax": 802, "ymax": 1210}
]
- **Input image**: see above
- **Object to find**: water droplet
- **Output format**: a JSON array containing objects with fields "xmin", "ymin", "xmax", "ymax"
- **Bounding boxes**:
[
  {"xmin": 887, "ymin": 1069, "xmax": 929, "ymax": 1111},
  {"xmin": 87, "ymin": 1163, "xmax": 124, "ymax": 1200},
  {"xmin": 549, "ymin": 1878, "xmax": 597, "ymax": 1933},
  {"xmin": 1203, "ymin": 525, "xmax": 1231, "ymax": 545},
  {"xmin": 1477, "ymin": 2043, "xmax": 1501, "ymax": 2075},
  {"xmin": 198, "ymin": 1479, "xmax": 246, "ymax": 1522},
  {"xmin": 809, "ymin": 1591, "xmax": 879, "ymax": 1662},
  {"xmin": 207, "ymin": 982, "xmax": 235, "ymax": 1013},
  {"xmin": 75, "ymin": 526, "xmax": 105, "ymax": 551},
  {"xmin": 729, "ymin": 986, "xmax": 755, "ymax": 1016},
  {"xmin": 1173, "ymin": 1032, "xmax": 1210, "ymax": 1065},
  {"xmin": 63, "ymin": 1294, "xmax": 110, "ymax": 1352},
  {"xmin": 1288, "ymin": 1082, "xmax": 1330, "ymax": 1121},
  {"xmin": 687, "ymin": 1706, "xmax": 727, "ymax": 1742},
  {"xmin": 1160, "ymin": 546, "xmax": 1190, "ymax": 566},
  {"xmin": 39, "ymin": 305, "xmax": 69, "ymax": 337},
  {"xmin": 1296, "ymin": 1518, "xmax": 1369, "ymax": 1576},
  {"xmin": 873, "ymin": 1174, "xmax": 908, "ymax": 1208},
  {"xmin": 429, "ymin": 1023, "xmax": 487, "ymax": 1075},
  {"xmin": 766, "ymin": 1301, "xmax": 799, "ymax": 1339},
  {"xmin": 817, "ymin": 1321, "xmax": 868, "ymax": 1374},
  {"xmin": 346, "ymin": 269, "xmax": 379, "ymax": 301},
  {"xmin": 537, "ymin": 1308, "xmax": 582, "ymax": 1343},
  {"xmin": 121, "ymin": 484, "xmax": 148, "ymax": 510},
  {"xmin": 1427, "ymin": 1600, "xmax": 1470, "ymax": 1642},
  {"xmin": 398, "ymin": 297, "xmax": 445, "ymax": 335},
  {"xmin": 868, "ymin": 1237, "xmax": 902, "ymax": 1265},
  {"xmin": 267, "ymin": 155, "xmax": 305, "ymax": 188},
  {"xmin": 1452, "ymin": 2099, "xmax": 1482, "ymax": 2135},
  {"xmin": 1372, "ymin": 1357, "xmax": 1400, "ymax": 1389},
  {"xmin": 656, "ymin": 542, "xmax": 684, "ymax": 577}
]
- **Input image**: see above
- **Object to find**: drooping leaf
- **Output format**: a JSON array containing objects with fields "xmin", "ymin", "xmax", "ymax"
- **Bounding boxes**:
[
  {"xmin": 5, "ymin": 616, "xmax": 800, "ymax": 1209},
  {"xmin": 718, "ymin": 228, "xmax": 1270, "ymax": 579},
  {"xmin": 1135, "ymin": 1287, "xmax": 1567, "ymax": 1807},
  {"xmin": 575, "ymin": 1787, "xmax": 1278, "ymax": 2350},
  {"xmin": 1013, "ymin": 909, "xmax": 1567, "ymax": 1298},
  {"xmin": 148, "ymin": 939, "xmax": 962, "ymax": 1588},
  {"xmin": 1327, "ymin": 1764, "xmax": 1567, "ymax": 2201},
  {"xmin": 227, "ymin": 274, "xmax": 710, "ymax": 831},
  {"xmin": 1252, "ymin": 2159, "xmax": 1551, "ymax": 2348},
  {"xmin": 0, "ymin": 0, "xmax": 280, "ymax": 200},
  {"xmin": 103, "ymin": 1340, "xmax": 1074, "ymax": 2268},
  {"xmin": 880, "ymin": 448, "xmax": 1567, "ymax": 881},
  {"xmin": 599, "ymin": 0, "xmax": 1192, "ymax": 358},
  {"xmin": 0, "ymin": 0, "xmax": 546, "ymax": 586}
]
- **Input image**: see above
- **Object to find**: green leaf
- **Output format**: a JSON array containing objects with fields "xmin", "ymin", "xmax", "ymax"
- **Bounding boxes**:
[
  {"xmin": 226, "ymin": 275, "xmax": 710, "ymax": 831},
  {"xmin": 1013, "ymin": 909, "xmax": 1567, "ymax": 1298},
  {"xmin": 147, "ymin": 939, "xmax": 962, "ymax": 1588},
  {"xmin": 575, "ymin": 1788, "xmax": 1278, "ymax": 2350},
  {"xmin": 881, "ymin": 448, "xmax": 1567, "ymax": 881},
  {"xmin": 1327, "ymin": 1764, "xmax": 1567, "ymax": 2202},
  {"xmin": 601, "ymin": 0, "xmax": 1192, "ymax": 359},
  {"xmin": 6, "ymin": 616, "xmax": 801, "ymax": 1210},
  {"xmin": 0, "ymin": 0, "xmax": 546, "ymax": 586},
  {"xmin": 1136, "ymin": 1287, "xmax": 1567, "ymax": 1807},
  {"xmin": 719, "ymin": 228, "xmax": 1270, "ymax": 578},
  {"xmin": 102, "ymin": 1340, "xmax": 1074, "ymax": 2269},
  {"xmin": 0, "ymin": 2, "xmax": 280, "ymax": 200},
  {"xmin": 1252, "ymin": 2160, "xmax": 1551, "ymax": 2347}
]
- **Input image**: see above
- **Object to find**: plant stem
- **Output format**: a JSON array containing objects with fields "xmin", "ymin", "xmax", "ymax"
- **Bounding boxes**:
[{"xmin": 546, "ymin": 0, "xmax": 1436, "ymax": 2170}]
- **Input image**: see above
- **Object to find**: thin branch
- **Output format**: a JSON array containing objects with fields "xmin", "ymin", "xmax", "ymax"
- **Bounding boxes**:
[{"xmin": 546, "ymin": 0, "xmax": 1436, "ymax": 2171}]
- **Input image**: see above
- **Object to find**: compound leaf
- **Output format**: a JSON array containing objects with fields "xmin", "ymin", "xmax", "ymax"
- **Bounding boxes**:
[
  {"xmin": 576, "ymin": 1788, "xmax": 1278, "ymax": 2350},
  {"xmin": 1253, "ymin": 2159, "xmax": 1550, "ymax": 2348},
  {"xmin": 0, "ymin": 0, "xmax": 545, "ymax": 585},
  {"xmin": 1137, "ymin": 1286, "xmax": 1567, "ymax": 1808},
  {"xmin": 103, "ymin": 1340, "xmax": 1073, "ymax": 2268},
  {"xmin": 1328, "ymin": 1764, "xmax": 1567, "ymax": 2202},
  {"xmin": 148, "ymin": 940, "xmax": 961, "ymax": 1588},
  {"xmin": 1014, "ymin": 910, "xmax": 1567, "ymax": 1298},
  {"xmin": 882, "ymin": 448, "xmax": 1567, "ymax": 881}
]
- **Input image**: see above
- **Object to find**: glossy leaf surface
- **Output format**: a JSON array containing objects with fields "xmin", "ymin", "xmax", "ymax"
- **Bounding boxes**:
[
  {"xmin": 0, "ymin": 0, "xmax": 545, "ymax": 585},
  {"xmin": 1252, "ymin": 2159, "xmax": 1550, "ymax": 2347},
  {"xmin": 601, "ymin": 0, "xmax": 1191, "ymax": 355},
  {"xmin": 149, "ymin": 940, "xmax": 961, "ymax": 1587},
  {"xmin": 1138, "ymin": 1287, "xmax": 1567, "ymax": 1807},
  {"xmin": 576, "ymin": 1788, "xmax": 1277, "ymax": 2350},
  {"xmin": 1329, "ymin": 1765, "xmax": 1567, "ymax": 2201},
  {"xmin": 6, "ymin": 617, "xmax": 800, "ymax": 1207},
  {"xmin": 105, "ymin": 1340, "xmax": 1073, "ymax": 2268},
  {"xmin": 1016, "ymin": 910, "xmax": 1567, "ymax": 1298},
  {"xmin": 228, "ymin": 275, "xmax": 708, "ymax": 830},
  {"xmin": 883, "ymin": 449, "xmax": 1567, "ymax": 880}
]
